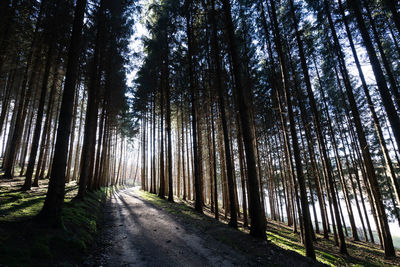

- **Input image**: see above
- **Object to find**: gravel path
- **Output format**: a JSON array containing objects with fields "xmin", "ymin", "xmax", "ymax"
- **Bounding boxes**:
[{"xmin": 86, "ymin": 188, "xmax": 254, "ymax": 266}]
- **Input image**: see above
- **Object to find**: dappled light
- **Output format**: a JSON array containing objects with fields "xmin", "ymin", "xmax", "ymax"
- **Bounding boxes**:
[{"xmin": 1, "ymin": 0, "xmax": 400, "ymax": 266}]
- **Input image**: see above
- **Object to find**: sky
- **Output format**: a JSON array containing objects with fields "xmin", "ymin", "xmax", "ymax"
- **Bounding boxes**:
[{"xmin": 127, "ymin": 0, "xmax": 150, "ymax": 87}]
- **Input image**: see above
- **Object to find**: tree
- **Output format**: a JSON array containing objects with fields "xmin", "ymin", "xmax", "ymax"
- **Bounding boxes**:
[
  {"xmin": 221, "ymin": 0, "xmax": 265, "ymax": 239},
  {"xmin": 38, "ymin": 0, "xmax": 87, "ymax": 226}
]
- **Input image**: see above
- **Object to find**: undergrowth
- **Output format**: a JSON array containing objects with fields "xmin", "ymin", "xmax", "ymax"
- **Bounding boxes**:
[{"xmin": 0, "ymin": 178, "xmax": 110, "ymax": 266}]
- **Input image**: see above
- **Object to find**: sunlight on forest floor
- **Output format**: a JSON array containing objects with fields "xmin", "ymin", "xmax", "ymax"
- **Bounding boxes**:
[
  {"xmin": 137, "ymin": 189, "xmax": 400, "ymax": 267},
  {"xmin": 266, "ymin": 221, "xmax": 399, "ymax": 266},
  {"xmin": 0, "ymin": 177, "xmax": 78, "ymax": 222},
  {"xmin": 2, "ymin": 180, "xmax": 399, "ymax": 266},
  {"xmin": 0, "ymin": 177, "xmax": 109, "ymax": 266}
]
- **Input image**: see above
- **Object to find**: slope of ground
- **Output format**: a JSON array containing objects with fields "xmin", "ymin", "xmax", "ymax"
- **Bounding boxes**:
[
  {"xmin": 133, "ymin": 188, "xmax": 400, "ymax": 267},
  {"xmin": 0, "ymin": 177, "xmax": 107, "ymax": 266},
  {"xmin": 267, "ymin": 221, "xmax": 399, "ymax": 266},
  {"xmin": 86, "ymin": 188, "xmax": 322, "ymax": 266},
  {"xmin": 1, "ymin": 179, "xmax": 398, "ymax": 267}
]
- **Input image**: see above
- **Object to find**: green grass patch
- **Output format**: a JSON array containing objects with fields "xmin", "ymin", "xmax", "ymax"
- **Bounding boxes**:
[
  {"xmin": 266, "ymin": 222, "xmax": 400, "ymax": 267},
  {"xmin": 267, "ymin": 229, "xmax": 343, "ymax": 266},
  {"xmin": 0, "ymin": 179, "xmax": 109, "ymax": 267},
  {"xmin": 138, "ymin": 190, "xmax": 208, "ymax": 226}
]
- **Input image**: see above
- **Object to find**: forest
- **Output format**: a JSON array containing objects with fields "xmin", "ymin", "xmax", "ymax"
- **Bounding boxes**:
[{"xmin": 0, "ymin": 0, "xmax": 400, "ymax": 266}]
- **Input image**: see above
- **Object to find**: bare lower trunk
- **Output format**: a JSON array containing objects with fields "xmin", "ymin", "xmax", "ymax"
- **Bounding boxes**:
[{"xmin": 39, "ymin": 0, "xmax": 87, "ymax": 226}]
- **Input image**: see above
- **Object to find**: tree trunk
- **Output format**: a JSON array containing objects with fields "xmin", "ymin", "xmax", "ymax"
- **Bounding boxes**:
[
  {"xmin": 327, "ymin": 0, "xmax": 394, "ymax": 256},
  {"xmin": 38, "ymin": 0, "xmax": 87, "ymax": 226},
  {"xmin": 33, "ymin": 73, "xmax": 59, "ymax": 186},
  {"xmin": 312, "ymin": 54, "xmax": 346, "ymax": 252},
  {"xmin": 65, "ymin": 76, "xmax": 80, "ymax": 184},
  {"xmin": 181, "ymin": 98, "xmax": 186, "ymax": 200},
  {"xmin": 268, "ymin": 0, "xmax": 315, "ymax": 257},
  {"xmin": 158, "ymin": 77, "xmax": 165, "ymax": 198},
  {"xmin": 21, "ymin": 44, "xmax": 55, "ymax": 190},
  {"xmin": 209, "ymin": 0, "xmax": 236, "ymax": 227},
  {"xmin": 186, "ymin": 1, "xmax": 202, "ymax": 212},
  {"xmin": 221, "ymin": 0, "xmax": 265, "ymax": 239},
  {"xmin": 339, "ymin": 0, "xmax": 400, "ymax": 221},
  {"xmin": 165, "ymin": 45, "xmax": 173, "ymax": 202},
  {"xmin": 348, "ymin": 0, "xmax": 400, "ymax": 165}
]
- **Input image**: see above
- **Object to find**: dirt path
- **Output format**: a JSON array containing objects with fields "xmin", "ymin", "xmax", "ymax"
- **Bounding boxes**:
[{"xmin": 85, "ymin": 188, "xmax": 254, "ymax": 266}]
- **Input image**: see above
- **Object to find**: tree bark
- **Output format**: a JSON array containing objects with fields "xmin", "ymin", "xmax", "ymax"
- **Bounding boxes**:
[
  {"xmin": 186, "ymin": 1, "xmax": 202, "ymax": 212},
  {"xmin": 22, "ymin": 44, "xmax": 55, "ymax": 190},
  {"xmin": 209, "ymin": 0, "xmax": 237, "ymax": 227},
  {"xmin": 221, "ymin": 0, "xmax": 265, "ymax": 239},
  {"xmin": 348, "ymin": 0, "xmax": 400, "ymax": 164},
  {"xmin": 38, "ymin": 0, "xmax": 87, "ymax": 226},
  {"xmin": 339, "ymin": 0, "xmax": 400, "ymax": 228},
  {"xmin": 327, "ymin": 0, "xmax": 394, "ymax": 256}
]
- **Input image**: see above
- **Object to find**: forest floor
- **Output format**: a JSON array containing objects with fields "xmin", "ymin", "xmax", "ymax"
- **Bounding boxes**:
[
  {"xmin": 0, "ymin": 176, "xmax": 109, "ymax": 266},
  {"xmin": 123, "ymin": 188, "xmax": 400, "ymax": 267},
  {"xmin": 86, "ymin": 187, "xmax": 322, "ymax": 266},
  {"xmin": 1, "ymin": 180, "xmax": 399, "ymax": 267},
  {"xmin": 266, "ymin": 221, "xmax": 400, "ymax": 266}
]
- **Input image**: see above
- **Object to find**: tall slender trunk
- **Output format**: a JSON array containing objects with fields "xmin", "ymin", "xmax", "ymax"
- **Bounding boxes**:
[
  {"xmin": 348, "ymin": 0, "xmax": 400, "ymax": 163},
  {"xmin": 312, "ymin": 54, "xmax": 346, "ymax": 252},
  {"xmin": 237, "ymin": 113, "xmax": 248, "ymax": 227},
  {"xmin": 151, "ymin": 94, "xmax": 156, "ymax": 194},
  {"xmin": 185, "ymin": 111, "xmax": 191, "ymax": 201},
  {"xmin": 217, "ymin": 117, "xmax": 228, "ymax": 217},
  {"xmin": 93, "ymin": 102, "xmax": 105, "ymax": 189},
  {"xmin": 1, "ymin": 2, "xmax": 46, "ymax": 177},
  {"xmin": 288, "ymin": 0, "xmax": 331, "ymax": 238},
  {"xmin": 363, "ymin": 0, "xmax": 400, "ymax": 112},
  {"xmin": 335, "ymin": 112, "xmax": 369, "ymax": 241},
  {"xmin": 39, "ymin": 0, "xmax": 87, "ymax": 226},
  {"xmin": 339, "ymin": 0, "xmax": 400, "ymax": 228},
  {"xmin": 165, "ymin": 46, "xmax": 173, "ymax": 202},
  {"xmin": 21, "ymin": 44, "xmax": 55, "ymax": 190},
  {"xmin": 141, "ymin": 113, "xmax": 147, "ymax": 190},
  {"xmin": 268, "ymin": 0, "xmax": 315, "ymax": 257},
  {"xmin": 158, "ymin": 77, "xmax": 165, "ymax": 198},
  {"xmin": 186, "ymin": 1, "xmax": 202, "ymax": 212},
  {"xmin": 19, "ymin": 73, "xmax": 40, "ymax": 176},
  {"xmin": 210, "ymin": 105, "xmax": 218, "ymax": 220},
  {"xmin": 0, "ymin": 67, "xmax": 16, "ymax": 137},
  {"xmin": 221, "ymin": 0, "xmax": 265, "ymax": 239},
  {"xmin": 209, "ymin": 0, "xmax": 236, "ymax": 227},
  {"xmin": 34, "ymin": 74, "xmax": 59, "ymax": 186},
  {"xmin": 327, "ymin": 0, "xmax": 394, "ymax": 256},
  {"xmin": 65, "ymin": 78, "xmax": 80, "ymax": 183},
  {"xmin": 2, "ymin": 48, "xmax": 36, "ymax": 178},
  {"xmin": 181, "ymin": 98, "xmax": 186, "ymax": 200},
  {"xmin": 77, "ymin": 1, "xmax": 105, "ymax": 197}
]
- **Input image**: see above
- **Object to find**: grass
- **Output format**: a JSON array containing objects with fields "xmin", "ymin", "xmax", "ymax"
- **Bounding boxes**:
[
  {"xmin": 138, "ymin": 190, "xmax": 206, "ymax": 225},
  {"xmin": 136, "ymin": 188, "xmax": 400, "ymax": 267},
  {"xmin": 267, "ymin": 223, "xmax": 345, "ymax": 266},
  {"xmin": 0, "ymin": 176, "xmax": 110, "ymax": 266},
  {"xmin": 3, "ymin": 179, "xmax": 397, "ymax": 266},
  {"xmin": 266, "ymin": 221, "xmax": 400, "ymax": 266}
]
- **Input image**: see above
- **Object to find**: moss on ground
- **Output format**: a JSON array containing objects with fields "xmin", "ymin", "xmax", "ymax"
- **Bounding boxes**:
[
  {"xmin": 0, "ymin": 177, "xmax": 109, "ymax": 266},
  {"xmin": 267, "ymin": 226, "xmax": 346, "ymax": 266},
  {"xmin": 266, "ymin": 221, "xmax": 400, "ymax": 267}
]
